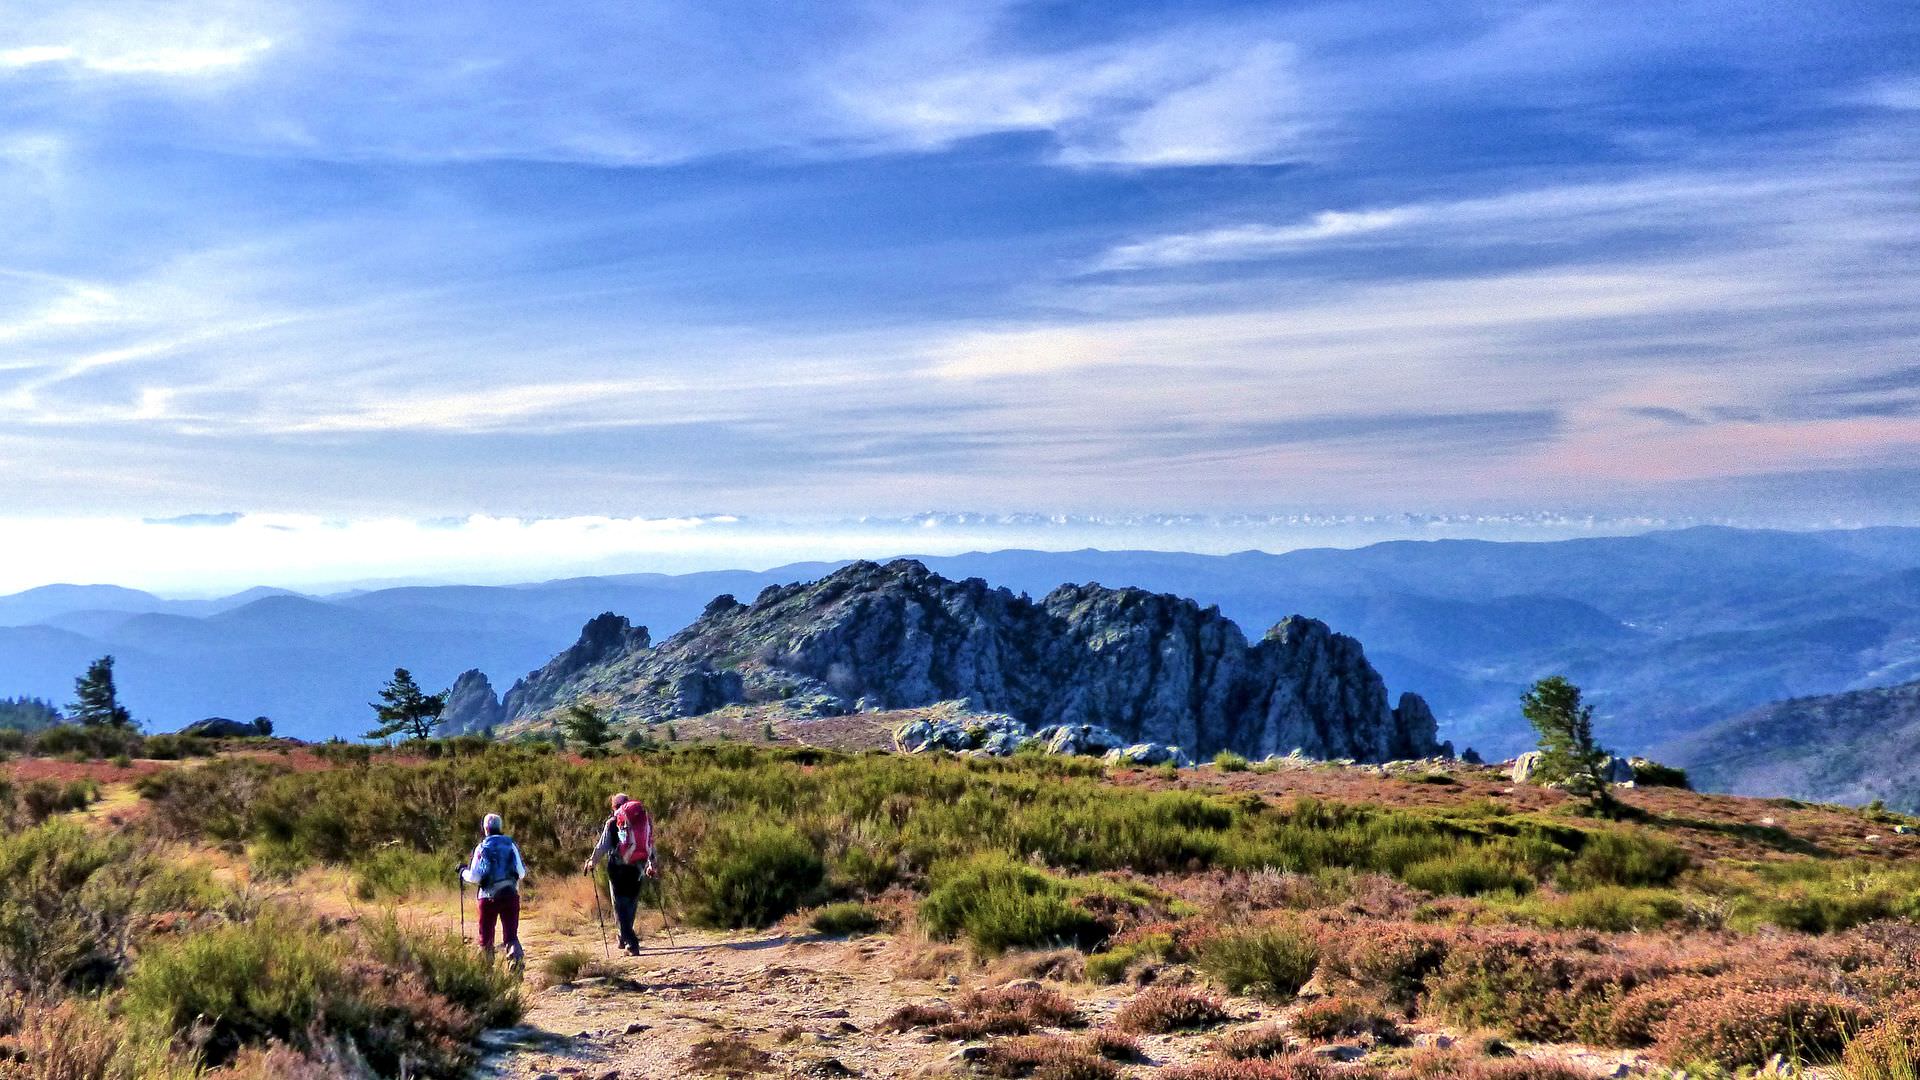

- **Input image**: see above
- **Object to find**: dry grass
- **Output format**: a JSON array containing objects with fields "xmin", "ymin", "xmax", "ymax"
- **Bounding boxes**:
[{"xmin": 685, "ymin": 1035, "xmax": 773, "ymax": 1076}]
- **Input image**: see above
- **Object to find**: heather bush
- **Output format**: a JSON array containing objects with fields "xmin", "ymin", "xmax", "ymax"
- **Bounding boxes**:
[
  {"xmin": 980, "ymin": 1035, "xmax": 1121, "ymax": 1079},
  {"xmin": 1212, "ymin": 1022, "xmax": 1293, "ymax": 1059},
  {"xmin": 1215, "ymin": 751, "xmax": 1250, "ymax": 772},
  {"xmin": 1290, "ymin": 996, "xmax": 1397, "ymax": 1041},
  {"xmin": 1114, "ymin": 986, "xmax": 1232, "ymax": 1033},
  {"xmin": 1195, "ymin": 924, "xmax": 1321, "ymax": 1001},
  {"xmin": 1086, "ymin": 1029, "xmax": 1141, "ymax": 1061},
  {"xmin": 883, "ymin": 984, "xmax": 1082, "ymax": 1040},
  {"xmin": 1846, "ymin": 997, "xmax": 1920, "ymax": 1080},
  {"xmin": 1651, "ymin": 987, "xmax": 1864, "ymax": 1070},
  {"xmin": 1323, "ymin": 922, "xmax": 1453, "ymax": 1007},
  {"xmin": 1160, "ymin": 1056, "xmax": 1359, "ymax": 1080},
  {"xmin": 1423, "ymin": 933, "xmax": 1636, "ymax": 1044}
]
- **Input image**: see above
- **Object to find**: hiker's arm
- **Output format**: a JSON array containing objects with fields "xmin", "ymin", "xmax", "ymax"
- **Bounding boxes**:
[
  {"xmin": 513, "ymin": 843, "xmax": 527, "ymax": 883},
  {"xmin": 581, "ymin": 820, "xmax": 614, "ymax": 873},
  {"xmin": 460, "ymin": 843, "xmax": 486, "ymax": 885}
]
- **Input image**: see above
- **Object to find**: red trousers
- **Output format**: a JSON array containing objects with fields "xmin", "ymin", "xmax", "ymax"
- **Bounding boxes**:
[{"xmin": 478, "ymin": 890, "xmax": 521, "ymax": 958}]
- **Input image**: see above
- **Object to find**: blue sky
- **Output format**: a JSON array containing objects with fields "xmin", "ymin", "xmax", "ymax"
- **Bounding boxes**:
[{"xmin": 3, "ymin": 0, "xmax": 1919, "ymax": 577}]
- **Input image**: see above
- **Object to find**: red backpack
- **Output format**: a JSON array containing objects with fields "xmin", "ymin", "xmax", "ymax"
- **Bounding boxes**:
[{"xmin": 613, "ymin": 800, "xmax": 653, "ymax": 866}]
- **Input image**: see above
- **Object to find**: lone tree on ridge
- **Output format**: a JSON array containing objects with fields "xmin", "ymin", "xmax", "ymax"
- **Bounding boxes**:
[
  {"xmin": 366, "ymin": 668, "xmax": 447, "ymax": 742},
  {"xmin": 1521, "ymin": 674, "xmax": 1615, "ymax": 814},
  {"xmin": 71, "ymin": 655, "xmax": 134, "ymax": 728}
]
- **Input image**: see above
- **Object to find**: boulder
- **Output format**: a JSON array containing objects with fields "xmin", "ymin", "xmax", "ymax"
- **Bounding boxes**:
[
  {"xmin": 1033, "ymin": 723, "xmax": 1127, "ymax": 756},
  {"xmin": 893, "ymin": 713, "xmax": 1028, "ymax": 755},
  {"xmin": 1103, "ymin": 743, "xmax": 1194, "ymax": 768},
  {"xmin": 1511, "ymin": 751, "xmax": 1543, "ymax": 784}
]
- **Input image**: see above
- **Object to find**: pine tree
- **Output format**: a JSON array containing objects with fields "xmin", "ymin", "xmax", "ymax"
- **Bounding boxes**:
[
  {"xmin": 70, "ymin": 655, "xmax": 133, "ymax": 728},
  {"xmin": 365, "ymin": 668, "xmax": 447, "ymax": 742},
  {"xmin": 562, "ymin": 702, "xmax": 614, "ymax": 754},
  {"xmin": 1521, "ymin": 675, "xmax": 1615, "ymax": 813}
]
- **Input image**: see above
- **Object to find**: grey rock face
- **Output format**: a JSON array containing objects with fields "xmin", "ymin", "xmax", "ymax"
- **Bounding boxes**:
[
  {"xmin": 507, "ymin": 560, "xmax": 1441, "ymax": 761},
  {"xmin": 1511, "ymin": 750, "xmax": 1543, "ymax": 784},
  {"xmin": 440, "ymin": 669, "xmax": 504, "ymax": 735},
  {"xmin": 497, "ymin": 612, "xmax": 651, "ymax": 722},
  {"xmin": 1033, "ymin": 723, "xmax": 1128, "ymax": 756},
  {"xmin": 893, "ymin": 712, "xmax": 1027, "ymax": 754},
  {"xmin": 176, "ymin": 716, "xmax": 270, "ymax": 738},
  {"xmin": 1103, "ymin": 743, "xmax": 1195, "ymax": 768}
]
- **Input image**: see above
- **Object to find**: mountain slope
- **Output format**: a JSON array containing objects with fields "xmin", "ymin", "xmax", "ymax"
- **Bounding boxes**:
[
  {"xmin": 1665, "ymin": 679, "xmax": 1920, "ymax": 810},
  {"xmin": 478, "ymin": 559, "xmax": 1443, "ymax": 761}
]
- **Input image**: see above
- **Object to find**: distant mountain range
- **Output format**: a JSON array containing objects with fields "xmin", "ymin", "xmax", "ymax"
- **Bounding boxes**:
[
  {"xmin": 5, "ymin": 526, "xmax": 1920, "ymax": 793},
  {"xmin": 1667, "ymin": 679, "xmax": 1920, "ymax": 809}
]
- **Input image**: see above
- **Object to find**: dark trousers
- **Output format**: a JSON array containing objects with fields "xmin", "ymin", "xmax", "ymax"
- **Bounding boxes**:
[
  {"xmin": 607, "ymin": 862, "xmax": 643, "ymax": 949},
  {"xmin": 478, "ymin": 889, "xmax": 523, "ymax": 966}
]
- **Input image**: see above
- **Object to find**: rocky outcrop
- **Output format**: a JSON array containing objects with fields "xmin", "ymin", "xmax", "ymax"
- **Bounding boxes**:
[
  {"xmin": 440, "ymin": 669, "xmax": 504, "ymax": 735},
  {"xmin": 494, "ymin": 613, "xmax": 651, "ymax": 723},
  {"xmin": 501, "ymin": 560, "xmax": 1442, "ymax": 762},
  {"xmin": 176, "ymin": 716, "xmax": 271, "ymax": 738},
  {"xmin": 893, "ymin": 710, "xmax": 1027, "ymax": 755}
]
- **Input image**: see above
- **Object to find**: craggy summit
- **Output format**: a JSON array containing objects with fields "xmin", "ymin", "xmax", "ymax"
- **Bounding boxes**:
[{"xmin": 449, "ymin": 559, "xmax": 1443, "ymax": 762}]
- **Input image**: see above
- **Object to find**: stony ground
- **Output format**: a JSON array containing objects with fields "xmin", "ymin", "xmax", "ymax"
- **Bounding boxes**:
[{"xmin": 472, "ymin": 914, "xmax": 1660, "ymax": 1080}]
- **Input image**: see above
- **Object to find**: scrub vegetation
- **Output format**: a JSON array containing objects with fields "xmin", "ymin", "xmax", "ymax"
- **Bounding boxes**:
[{"xmin": 5, "ymin": 738, "xmax": 1920, "ymax": 1076}]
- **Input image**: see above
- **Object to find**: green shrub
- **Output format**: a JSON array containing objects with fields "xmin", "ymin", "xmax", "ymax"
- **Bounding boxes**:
[
  {"xmin": 12, "ymin": 778, "xmax": 97, "ymax": 825},
  {"xmin": 1630, "ymin": 759, "xmax": 1690, "ymax": 789},
  {"xmin": 1519, "ymin": 887, "xmax": 1685, "ymax": 931},
  {"xmin": 1087, "ymin": 932, "xmax": 1174, "ymax": 984},
  {"xmin": 920, "ymin": 854, "xmax": 1105, "ymax": 955},
  {"xmin": 1214, "ymin": 751, "xmax": 1250, "ymax": 772},
  {"xmin": 363, "ymin": 914, "xmax": 522, "ymax": 1030},
  {"xmin": 1558, "ymin": 830, "xmax": 1688, "ymax": 890},
  {"xmin": 125, "ymin": 914, "xmax": 492, "ymax": 1076},
  {"xmin": 1401, "ymin": 851, "xmax": 1532, "ymax": 897},
  {"xmin": 681, "ymin": 822, "xmax": 824, "ymax": 929},
  {"xmin": 1195, "ymin": 925, "xmax": 1320, "ymax": 1001},
  {"xmin": 0, "ymin": 820, "xmax": 193, "ymax": 993},
  {"xmin": 810, "ymin": 901, "xmax": 882, "ymax": 937},
  {"xmin": 540, "ymin": 948, "xmax": 593, "ymax": 985},
  {"xmin": 353, "ymin": 846, "xmax": 453, "ymax": 901}
]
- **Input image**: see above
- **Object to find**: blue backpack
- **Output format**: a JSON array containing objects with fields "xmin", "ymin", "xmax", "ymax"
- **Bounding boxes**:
[{"xmin": 475, "ymin": 834, "xmax": 519, "ymax": 891}]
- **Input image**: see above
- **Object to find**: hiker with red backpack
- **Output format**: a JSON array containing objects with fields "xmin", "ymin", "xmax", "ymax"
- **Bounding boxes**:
[
  {"xmin": 582, "ymin": 793, "xmax": 655, "ymax": 954},
  {"xmin": 460, "ymin": 813, "xmax": 527, "ymax": 969}
]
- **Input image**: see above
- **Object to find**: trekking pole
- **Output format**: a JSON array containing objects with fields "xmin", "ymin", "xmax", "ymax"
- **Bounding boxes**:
[
  {"xmin": 652, "ymin": 871, "xmax": 679, "ymax": 950},
  {"xmin": 590, "ymin": 868, "xmax": 612, "ymax": 962},
  {"xmin": 457, "ymin": 870, "xmax": 467, "ymax": 944}
]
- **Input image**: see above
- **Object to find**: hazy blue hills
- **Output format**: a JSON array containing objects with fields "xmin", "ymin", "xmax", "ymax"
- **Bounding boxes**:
[
  {"xmin": 1671, "ymin": 679, "xmax": 1920, "ymax": 810},
  {"xmin": 5, "ymin": 526, "xmax": 1920, "ymax": 787}
]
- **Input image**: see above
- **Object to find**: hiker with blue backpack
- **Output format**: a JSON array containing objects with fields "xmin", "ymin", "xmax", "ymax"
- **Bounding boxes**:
[
  {"xmin": 460, "ymin": 813, "xmax": 527, "ymax": 969},
  {"xmin": 582, "ymin": 792, "xmax": 655, "ymax": 955}
]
